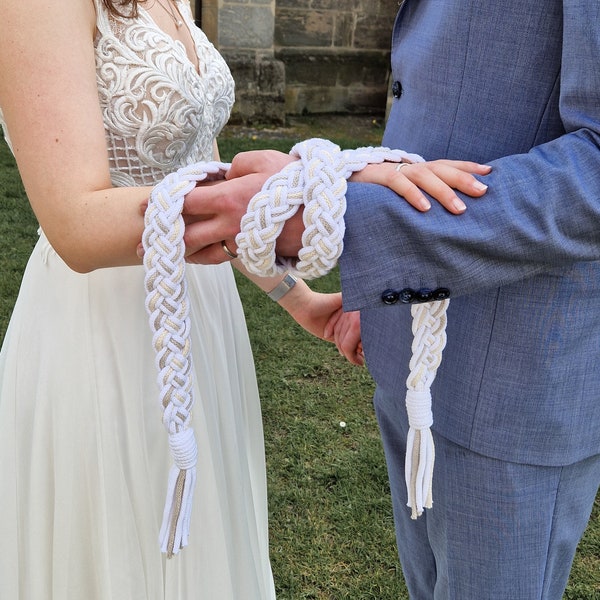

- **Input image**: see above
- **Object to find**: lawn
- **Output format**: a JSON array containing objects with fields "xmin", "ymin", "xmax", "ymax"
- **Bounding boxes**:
[{"xmin": 1, "ymin": 118, "xmax": 598, "ymax": 599}]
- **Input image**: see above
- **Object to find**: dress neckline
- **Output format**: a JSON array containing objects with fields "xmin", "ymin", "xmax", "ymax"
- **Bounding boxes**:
[{"xmin": 138, "ymin": 1, "xmax": 200, "ymax": 74}]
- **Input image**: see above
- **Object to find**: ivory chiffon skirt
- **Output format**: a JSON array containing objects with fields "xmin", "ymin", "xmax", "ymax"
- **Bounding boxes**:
[{"xmin": 0, "ymin": 233, "xmax": 276, "ymax": 599}]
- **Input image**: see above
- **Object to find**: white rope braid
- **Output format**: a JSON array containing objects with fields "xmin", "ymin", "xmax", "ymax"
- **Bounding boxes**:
[
  {"xmin": 405, "ymin": 299, "xmax": 449, "ymax": 518},
  {"xmin": 143, "ymin": 160, "xmax": 229, "ymax": 557},
  {"xmin": 236, "ymin": 138, "xmax": 449, "ymax": 519},
  {"xmin": 142, "ymin": 139, "xmax": 449, "ymax": 559},
  {"xmin": 236, "ymin": 138, "xmax": 423, "ymax": 278}
]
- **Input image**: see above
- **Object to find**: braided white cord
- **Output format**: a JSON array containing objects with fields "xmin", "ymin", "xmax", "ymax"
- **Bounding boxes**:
[
  {"xmin": 237, "ymin": 138, "xmax": 449, "ymax": 520},
  {"xmin": 405, "ymin": 299, "xmax": 449, "ymax": 518},
  {"xmin": 236, "ymin": 138, "xmax": 422, "ymax": 279},
  {"xmin": 143, "ymin": 160, "xmax": 229, "ymax": 556},
  {"xmin": 141, "ymin": 139, "xmax": 449, "ymax": 562}
]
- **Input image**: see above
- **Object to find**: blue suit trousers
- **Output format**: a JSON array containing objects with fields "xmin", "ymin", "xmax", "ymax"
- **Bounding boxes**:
[{"xmin": 374, "ymin": 388, "xmax": 600, "ymax": 600}]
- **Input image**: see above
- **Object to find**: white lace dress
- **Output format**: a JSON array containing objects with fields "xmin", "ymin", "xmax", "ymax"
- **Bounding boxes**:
[{"xmin": 0, "ymin": 2, "xmax": 276, "ymax": 599}]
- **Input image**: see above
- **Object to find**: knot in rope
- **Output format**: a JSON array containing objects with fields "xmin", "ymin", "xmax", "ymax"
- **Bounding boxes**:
[
  {"xmin": 236, "ymin": 138, "xmax": 420, "ymax": 280},
  {"xmin": 169, "ymin": 428, "xmax": 199, "ymax": 470},
  {"xmin": 405, "ymin": 390, "xmax": 434, "ymax": 429}
]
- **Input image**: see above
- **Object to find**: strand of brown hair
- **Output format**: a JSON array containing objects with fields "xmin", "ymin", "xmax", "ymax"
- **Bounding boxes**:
[{"xmin": 101, "ymin": 0, "xmax": 140, "ymax": 18}]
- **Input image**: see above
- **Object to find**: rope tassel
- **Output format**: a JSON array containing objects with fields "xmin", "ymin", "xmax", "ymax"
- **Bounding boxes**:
[
  {"xmin": 404, "ymin": 299, "xmax": 449, "ymax": 518},
  {"xmin": 158, "ymin": 429, "xmax": 199, "ymax": 556}
]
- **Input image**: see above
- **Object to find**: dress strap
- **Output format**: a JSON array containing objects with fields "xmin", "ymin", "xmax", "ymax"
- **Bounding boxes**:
[{"xmin": 92, "ymin": 0, "xmax": 112, "ymax": 36}]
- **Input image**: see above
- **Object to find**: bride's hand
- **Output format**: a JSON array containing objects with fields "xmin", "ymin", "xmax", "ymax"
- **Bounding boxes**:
[
  {"xmin": 324, "ymin": 309, "xmax": 363, "ymax": 366},
  {"xmin": 278, "ymin": 285, "xmax": 364, "ymax": 366},
  {"xmin": 351, "ymin": 159, "xmax": 491, "ymax": 214},
  {"xmin": 278, "ymin": 288, "xmax": 344, "ymax": 342}
]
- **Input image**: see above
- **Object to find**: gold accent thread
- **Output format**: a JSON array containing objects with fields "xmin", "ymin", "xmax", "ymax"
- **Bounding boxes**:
[{"xmin": 167, "ymin": 469, "xmax": 187, "ymax": 558}]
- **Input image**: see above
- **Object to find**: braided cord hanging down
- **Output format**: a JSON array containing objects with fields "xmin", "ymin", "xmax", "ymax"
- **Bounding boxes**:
[
  {"xmin": 405, "ymin": 298, "xmax": 449, "ymax": 518},
  {"xmin": 143, "ymin": 160, "xmax": 229, "ymax": 557},
  {"xmin": 237, "ymin": 138, "xmax": 449, "ymax": 519}
]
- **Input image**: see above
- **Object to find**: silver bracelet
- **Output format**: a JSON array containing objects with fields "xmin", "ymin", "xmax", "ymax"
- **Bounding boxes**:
[{"xmin": 267, "ymin": 273, "xmax": 298, "ymax": 301}]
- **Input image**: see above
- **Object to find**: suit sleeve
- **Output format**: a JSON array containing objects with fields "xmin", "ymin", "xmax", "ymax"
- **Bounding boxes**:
[{"xmin": 340, "ymin": 1, "xmax": 600, "ymax": 311}]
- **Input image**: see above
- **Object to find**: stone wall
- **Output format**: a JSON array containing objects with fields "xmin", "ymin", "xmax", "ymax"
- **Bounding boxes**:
[
  {"xmin": 196, "ymin": 0, "xmax": 398, "ymax": 124},
  {"xmin": 199, "ymin": 0, "xmax": 286, "ymax": 125},
  {"xmin": 275, "ymin": 1, "xmax": 397, "ymax": 116}
]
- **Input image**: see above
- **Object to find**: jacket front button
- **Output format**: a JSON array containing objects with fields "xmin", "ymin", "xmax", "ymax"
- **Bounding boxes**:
[
  {"xmin": 381, "ymin": 289, "xmax": 400, "ymax": 305},
  {"xmin": 392, "ymin": 80, "xmax": 403, "ymax": 99}
]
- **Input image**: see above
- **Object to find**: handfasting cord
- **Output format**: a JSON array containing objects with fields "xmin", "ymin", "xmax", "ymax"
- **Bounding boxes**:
[
  {"xmin": 405, "ymin": 299, "xmax": 449, "ymax": 518},
  {"xmin": 142, "ymin": 161, "xmax": 229, "ymax": 557},
  {"xmin": 236, "ymin": 138, "xmax": 424, "ymax": 278},
  {"xmin": 142, "ymin": 139, "xmax": 449, "ymax": 557},
  {"xmin": 236, "ymin": 138, "xmax": 449, "ymax": 518}
]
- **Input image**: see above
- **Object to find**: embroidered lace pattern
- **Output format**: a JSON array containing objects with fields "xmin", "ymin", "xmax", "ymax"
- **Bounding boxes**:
[{"xmin": 93, "ymin": 0, "xmax": 234, "ymax": 187}]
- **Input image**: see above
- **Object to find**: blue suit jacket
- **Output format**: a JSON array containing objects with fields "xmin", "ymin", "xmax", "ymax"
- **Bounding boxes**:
[{"xmin": 340, "ymin": 0, "xmax": 600, "ymax": 466}]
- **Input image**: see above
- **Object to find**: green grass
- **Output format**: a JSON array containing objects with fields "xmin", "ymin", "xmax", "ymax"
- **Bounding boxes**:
[
  {"xmin": 0, "ymin": 142, "xmax": 37, "ymax": 337},
  {"xmin": 1, "ymin": 120, "xmax": 599, "ymax": 599}
]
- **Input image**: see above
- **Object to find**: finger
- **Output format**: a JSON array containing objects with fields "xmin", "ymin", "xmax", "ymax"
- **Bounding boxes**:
[
  {"xmin": 183, "ymin": 175, "xmax": 262, "ymax": 219},
  {"xmin": 339, "ymin": 331, "xmax": 364, "ymax": 366},
  {"xmin": 183, "ymin": 218, "xmax": 238, "ymax": 257},
  {"xmin": 352, "ymin": 342, "xmax": 365, "ymax": 367},
  {"xmin": 428, "ymin": 162, "xmax": 489, "ymax": 197},
  {"xmin": 185, "ymin": 241, "xmax": 233, "ymax": 265},
  {"xmin": 226, "ymin": 150, "xmax": 294, "ymax": 180},
  {"xmin": 434, "ymin": 159, "xmax": 492, "ymax": 175},
  {"xmin": 334, "ymin": 316, "xmax": 363, "ymax": 365},
  {"xmin": 404, "ymin": 166, "xmax": 468, "ymax": 213},
  {"xmin": 340, "ymin": 340, "xmax": 364, "ymax": 366},
  {"xmin": 351, "ymin": 164, "xmax": 432, "ymax": 212},
  {"xmin": 225, "ymin": 151, "xmax": 265, "ymax": 179},
  {"xmin": 323, "ymin": 307, "xmax": 343, "ymax": 340}
]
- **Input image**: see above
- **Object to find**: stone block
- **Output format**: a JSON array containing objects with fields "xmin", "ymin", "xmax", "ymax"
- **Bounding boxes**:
[
  {"xmin": 220, "ymin": 6, "xmax": 274, "ymax": 49},
  {"xmin": 275, "ymin": 9, "xmax": 334, "ymax": 47},
  {"xmin": 278, "ymin": 48, "xmax": 390, "ymax": 115},
  {"xmin": 353, "ymin": 14, "xmax": 395, "ymax": 50},
  {"xmin": 224, "ymin": 52, "xmax": 286, "ymax": 125}
]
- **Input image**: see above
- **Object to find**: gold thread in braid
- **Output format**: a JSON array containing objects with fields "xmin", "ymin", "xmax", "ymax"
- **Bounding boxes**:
[
  {"xmin": 167, "ymin": 469, "xmax": 187, "ymax": 558},
  {"xmin": 409, "ymin": 429, "xmax": 421, "ymax": 520}
]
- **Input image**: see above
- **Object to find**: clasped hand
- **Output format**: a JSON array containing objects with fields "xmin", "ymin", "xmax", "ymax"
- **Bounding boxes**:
[
  {"xmin": 180, "ymin": 150, "xmax": 490, "ymax": 265},
  {"xmin": 174, "ymin": 149, "xmax": 490, "ymax": 366}
]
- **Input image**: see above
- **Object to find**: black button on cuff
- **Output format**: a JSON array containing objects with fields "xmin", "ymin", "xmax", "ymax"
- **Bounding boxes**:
[
  {"xmin": 415, "ymin": 288, "xmax": 434, "ymax": 303},
  {"xmin": 398, "ymin": 288, "xmax": 415, "ymax": 304},
  {"xmin": 381, "ymin": 289, "xmax": 400, "ymax": 305},
  {"xmin": 432, "ymin": 287, "xmax": 451, "ymax": 301}
]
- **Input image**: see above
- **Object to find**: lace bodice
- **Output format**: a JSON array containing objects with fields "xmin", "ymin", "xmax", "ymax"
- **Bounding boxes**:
[
  {"xmin": 94, "ymin": 1, "xmax": 234, "ymax": 187},
  {"xmin": 1, "ymin": 2, "xmax": 234, "ymax": 188}
]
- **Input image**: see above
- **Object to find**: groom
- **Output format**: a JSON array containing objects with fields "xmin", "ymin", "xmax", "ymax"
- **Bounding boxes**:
[{"xmin": 182, "ymin": 1, "xmax": 600, "ymax": 597}]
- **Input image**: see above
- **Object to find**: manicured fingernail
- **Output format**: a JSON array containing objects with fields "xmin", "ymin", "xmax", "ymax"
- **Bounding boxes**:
[
  {"xmin": 473, "ymin": 181, "xmax": 488, "ymax": 192},
  {"xmin": 453, "ymin": 197, "xmax": 467, "ymax": 212},
  {"xmin": 420, "ymin": 196, "xmax": 431, "ymax": 211}
]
